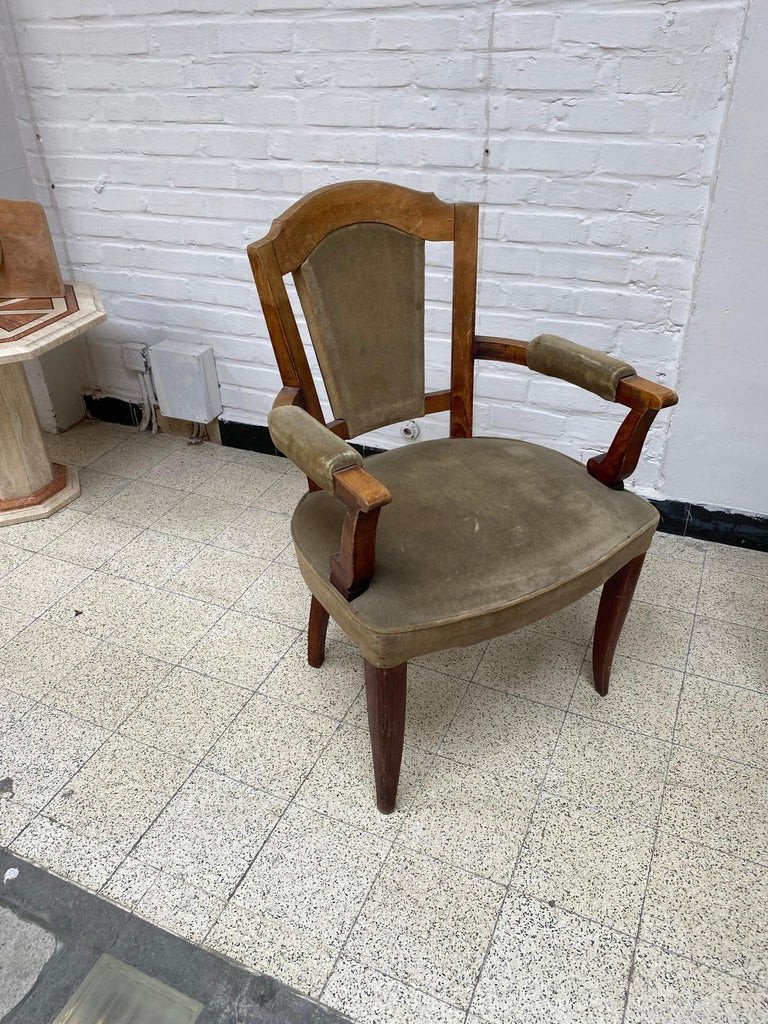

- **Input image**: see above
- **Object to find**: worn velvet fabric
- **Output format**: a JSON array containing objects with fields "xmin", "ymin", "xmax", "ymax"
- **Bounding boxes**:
[
  {"xmin": 291, "ymin": 437, "xmax": 658, "ymax": 668},
  {"xmin": 293, "ymin": 223, "xmax": 426, "ymax": 436},
  {"xmin": 268, "ymin": 405, "xmax": 361, "ymax": 493},
  {"xmin": 527, "ymin": 333, "xmax": 636, "ymax": 401}
]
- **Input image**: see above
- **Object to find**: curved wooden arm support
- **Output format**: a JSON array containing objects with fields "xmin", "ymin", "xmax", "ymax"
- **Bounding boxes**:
[
  {"xmin": 330, "ymin": 465, "xmax": 392, "ymax": 601},
  {"xmin": 273, "ymin": 386, "xmax": 306, "ymax": 410},
  {"xmin": 474, "ymin": 335, "xmax": 678, "ymax": 489}
]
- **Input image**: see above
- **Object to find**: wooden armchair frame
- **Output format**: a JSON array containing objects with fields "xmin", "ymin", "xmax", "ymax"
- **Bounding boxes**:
[{"xmin": 248, "ymin": 180, "xmax": 678, "ymax": 812}]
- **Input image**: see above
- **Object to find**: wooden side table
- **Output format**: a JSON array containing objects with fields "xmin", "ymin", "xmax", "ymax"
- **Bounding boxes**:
[{"xmin": 0, "ymin": 282, "xmax": 106, "ymax": 526}]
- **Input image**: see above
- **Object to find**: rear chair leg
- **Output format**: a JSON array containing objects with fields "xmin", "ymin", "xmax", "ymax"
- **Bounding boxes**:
[
  {"xmin": 364, "ymin": 660, "xmax": 407, "ymax": 814},
  {"xmin": 592, "ymin": 553, "xmax": 646, "ymax": 696},
  {"xmin": 308, "ymin": 596, "xmax": 329, "ymax": 668}
]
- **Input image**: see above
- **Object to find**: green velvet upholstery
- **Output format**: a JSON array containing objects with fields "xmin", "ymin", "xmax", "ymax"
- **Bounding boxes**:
[
  {"xmin": 268, "ymin": 405, "xmax": 361, "ymax": 493},
  {"xmin": 291, "ymin": 437, "xmax": 658, "ymax": 668},
  {"xmin": 527, "ymin": 333, "xmax": 636, "ymax": 401},
  {"xmin": 293, "ymin": 223, "xmax": 426, "ymax": 436}
]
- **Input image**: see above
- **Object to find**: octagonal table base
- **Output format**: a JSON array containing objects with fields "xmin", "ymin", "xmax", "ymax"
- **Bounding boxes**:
[{"xmin": 0, "ymin": 361, "xmax": 80, "ymax": 526}]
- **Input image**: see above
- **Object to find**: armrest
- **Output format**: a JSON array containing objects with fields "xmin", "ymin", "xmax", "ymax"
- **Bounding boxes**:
[
  {"xmin": 526, "ymin": 334, "xmax": 635, "ymax": 402},
  {"xmin": 474, "ymin": 333, "xmax": 678, "ymax": 488},
  {"xmin": 268, "ymin": 404, "xmax": 363, "ymax": 494},
  {"xmin": 268, "ymin": 403, "xmax": 391, "ymax": 600}
]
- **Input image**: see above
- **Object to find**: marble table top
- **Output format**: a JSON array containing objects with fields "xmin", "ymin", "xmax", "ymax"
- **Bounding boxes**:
[{"xmin": 0, "ymin": 282, "xmax": 106, "ymax": 364}]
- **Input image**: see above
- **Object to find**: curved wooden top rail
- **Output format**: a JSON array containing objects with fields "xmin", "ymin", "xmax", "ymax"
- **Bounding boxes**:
[{"xmin": 250, "ymin": 180, "xmax": 457, "ymax": 273}]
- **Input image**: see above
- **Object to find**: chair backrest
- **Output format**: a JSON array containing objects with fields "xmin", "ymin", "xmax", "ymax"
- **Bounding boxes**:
[{"xmin": 248, "ymin": 180, "xmax": 479, "ymax": 440}]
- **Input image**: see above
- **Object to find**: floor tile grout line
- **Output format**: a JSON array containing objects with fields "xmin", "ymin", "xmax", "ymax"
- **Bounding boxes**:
[
  {"xmin": 619, "ymin": 540, "xmax": 709, "ymax": 1024},
  {"xmin": 459, "ymin": 644, "xmax": 589, "ymax": 1024}
]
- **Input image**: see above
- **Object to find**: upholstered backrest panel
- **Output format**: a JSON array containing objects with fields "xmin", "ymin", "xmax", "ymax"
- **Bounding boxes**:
[{"xmin": 293, "ymin": 222, "xmax": 425, "ymax": 436}]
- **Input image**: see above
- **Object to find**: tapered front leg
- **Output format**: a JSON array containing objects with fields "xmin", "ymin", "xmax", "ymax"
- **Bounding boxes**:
[
  {"xmin": 308, "ymin": 595, "xmax": 329, "ymax": 668},
  {"xmin": 592, "ymin": 553, "xmax": 646, "ymax": 695},
  {"xmin": 364, "ymin": 660, "xmax": 407, "ymax": 814}
]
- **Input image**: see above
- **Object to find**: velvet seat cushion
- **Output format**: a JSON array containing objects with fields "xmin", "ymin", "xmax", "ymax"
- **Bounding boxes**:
[{"xmin": 291, "ymin": 437, "xmax": 658, "ymax": 668}]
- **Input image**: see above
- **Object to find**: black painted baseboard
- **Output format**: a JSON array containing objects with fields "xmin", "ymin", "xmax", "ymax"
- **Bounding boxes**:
[{"xmin": 83, "ymin": 396, "xmax": 768, "ymax": 553}]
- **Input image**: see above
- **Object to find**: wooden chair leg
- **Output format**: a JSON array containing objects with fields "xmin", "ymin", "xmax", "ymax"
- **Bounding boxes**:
[
  {"xmin": 592, "ymin": 553, "xmax": 646, "ymax": 696},
  {"xmin": 364, "ymin": 660, "xmax": 407, "ymax": 814},
  {"xmin": 308, "ymin": 595, "xmax": 329, "ymax": 668}
]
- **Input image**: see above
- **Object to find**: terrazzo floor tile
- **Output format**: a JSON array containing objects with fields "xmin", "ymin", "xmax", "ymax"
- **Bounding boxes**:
[
  {"xmin": 412, "ymin": 641, "xmax": 488, "ymax": 680},
  {"xmin": 675, "ymin": 675, "xmax": 768, "ymax": 768},
  {"xmin": 109, "ymin": 589, "xmax": 224, "ymax": 662},
  {"xmin": 546, "ymin": 714, "xmax": 669, "ymax": 824},
  {"xmin": 0, "ymin": 685, "xmax": 35, "ymax": 734},
  {"xmin": 322, "ymin": 956, "xmax": 465, "ymax": 1024},
  {"xmin": 163, "ymin": 545, "xmax": 269, "ymax": 607},
  {"xmin": 569, "ymin": 655, "xmax": 684, "ymax": 741},
  {"xmin": 438, "ymin": 685, "xmax": 563, "ymax": 786},
  {"xmin": 11, "ymin": 813, "xmax": 126, "ymax": 891},
  {"xmin": 470, "ymin": 892, "xmax": 634, "ymax": 1024},
  {"xmin": 204, "ymin": 693, "xmax": 337, "ymax": 800},
  {"xmin": 634, "ymin": 554, "xmax": 703, "ymax": 614},
  {"xmin": 0, "ymin": 704, "xmax": 106, "ymax": 810},
  {"xmin": 0, "ymin": 540, "xmax": 30, "ymax": 578},
  {"xmin": 0, "ymin": 508, "xmax": 85, "ymax": 553},
  {"xmin": 259, "ymin": 636, "xmax": 363, "ymax": 719},
  {"xmin": 154, "ymin": 491, "xmax": 246, "ymax": 543},
  {"xmin": 346, "ymin": 846, "xmax": 505, "ymax": 1008},
  {"xmin": 347, "ymin": 665, "xmax": 468, "ymax": 753},
  {"xmin": 212, "ymin": 506, "xmax": 293, "ymax": 560},
  {"xmin": 97, "ymin": 479, "xmax": 186, "ymax": 527},
  {"xmin": 254, "ymin": 468, "xmax": 310, "ymax": 514},
  {"xmin": 0, "ymin": 605, "xmax": 33, "ymax": 647},
  {"xmin": 0, "ymin": 620, "xmax": 99, "ymax": 697},
  {"xmin": 89, "ymin": 437, "xmax": 178, "ymax": 478},
  {"xmin": 234, "ymin": 562, "xmax": 310, "ymax": 629},
  {"xmin": 660, "ymin": 746, "xmax": 768, "ymax": 863},
  {"xmin": 104, "ymin": 529, "xmax": 201, "ymax": 586},
  {"xmin": 44, "ymin": 571, "xmax": 153, "ymax": 639},
  {"xmin": 513, "ymin": 793, "xmax": 655, "ymax": 934},
  {"xmin": 143, "ymin": 449, "xmax": 222, "ymax": 492},
  {"xmin": 527, "ymin": 592, "xmax": 600, "ymax": 645},
  {"xmin": 642, "ymin": 832, "xmax": 768, "ymax": 984},
  {"xmin": 0, "ymin": 553, "xmax": 91, "ymax": 618},
  {"xmin": 625, "ymin": 942, "xmax": 768, "ymax": 1024},
  {"xmin": 44, "ymin": 642, "xmax": 173, "ymax": 729},
  {"xmin": 131, "ymin": 870, "xmax": 226, "ymax": 944},
  {"xmin": 398, "ymin": 758, "xmax": 538, "ymax": 883},
  {"xmin": 698, "ymin": 567, "xmax": 768, "ymax": 630},
  {"xmin": 0, "ymin": 798, "xmax": 35, "ymax": 846},
  {"xmin": 41, "ymin": 514, "xmax": 143, "ymax": 568},
  {"xmin": 207, "ymin": 898, "xmax": 338, "ymax": 998},
  {"xmin": 649, "ymin": 532, "xmax": 708, "ymax": 565},
  {"xmin": 617, "ymin": 600, "xmax": 694, "ymax": 671},
  {"xmin": 704, "ymin": 541, "xmax": 768, "ymax": 579},
  {"xmin": 44, "ymin": 421, "xmax": 127, "ymax": 466},
  {"xmin": 120, "ymin": 667, "xmax": 250, "ymax": 762},
  {"xmin": 101, "ymin": 856, "xmax": 160, "ymax": 909},
  {"xmin": 44, "ymin": 734, "xmax": 192, "ymax": 849},
  {"xmin": 195, "ymin": 460, "xmax": 284, "ymax": 505},
  {"xmin": 135, "ymin": 767, "xmax": 284, "ymax": 896},
  {"xmin": 296, "ymin": 723, "xmax": 432, "ymax": 837},
  {"xmin": 66, "ymin": 467, "xmax": 127, "ymax": 513},
  {"xmin": 473, "ymin": 629, "xmax": 586, "ymax": 708},
  {"xmin": 233, "ymin": 804, "xmax": 388, "ymax": 950},
  {"xmin": 687, "ymin": 617, "xmax": 768, "ymax": 691},
  {"xmin": 182, "ymin": 609, "xmax": 296, "ymax": 687}
]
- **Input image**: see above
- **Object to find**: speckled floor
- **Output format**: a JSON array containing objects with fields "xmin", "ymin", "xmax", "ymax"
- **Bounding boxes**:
[{"xmin": 1, "ymin": 419, "xmax": 767, "ymax": 1024}]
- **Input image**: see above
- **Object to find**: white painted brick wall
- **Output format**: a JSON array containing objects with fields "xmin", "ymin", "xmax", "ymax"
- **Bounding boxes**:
[{"xmin": 2, "ymin": 0, "xmax": 747, "ymax": 496}]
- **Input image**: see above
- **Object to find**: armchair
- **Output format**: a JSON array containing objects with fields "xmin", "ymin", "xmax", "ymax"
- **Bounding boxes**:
[{"xmin": 248, "ymin": 181, "xmax": 677, "ymax": 814}]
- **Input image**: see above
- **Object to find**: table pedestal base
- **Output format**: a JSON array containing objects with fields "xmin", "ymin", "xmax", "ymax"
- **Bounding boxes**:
[
  {"xmin": 0, "ymin": 462, "xmax": 80, "ymax": 526},
  {"xmin": 0, "ymin": 361, "xmax": 80, "ymax": 526}
]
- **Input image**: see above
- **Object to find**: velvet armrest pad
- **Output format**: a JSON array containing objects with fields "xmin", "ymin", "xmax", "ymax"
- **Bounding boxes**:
[
  {"xmin": 268, "ymin": 405, "xmax": 362, "ymax": 493},
  {"xmin": 527, "ymin": 334, "xmax": 636, "ymax": 401}
]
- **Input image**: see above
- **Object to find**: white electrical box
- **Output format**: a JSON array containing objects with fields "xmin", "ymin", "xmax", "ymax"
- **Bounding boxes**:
[{"xmin": 149, "ymin": 340, "xmax": 222, "ymax": 423}]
